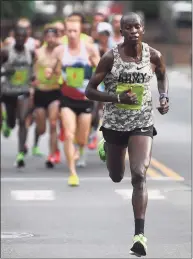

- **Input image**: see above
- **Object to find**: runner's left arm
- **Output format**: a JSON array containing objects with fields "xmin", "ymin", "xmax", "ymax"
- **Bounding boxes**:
[{"xmin": 150, "ymin": 47, "xmax": 169, "ymax": 114}]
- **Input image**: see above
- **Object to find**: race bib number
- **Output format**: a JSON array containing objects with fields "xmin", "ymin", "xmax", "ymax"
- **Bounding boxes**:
[
  {"xmin": 10, "ymin": 69, "xmax": 28, "ymax": 86},
  {"xmin": 66, "ymin": 67, "xmax": 84, "ymax": 88},
  {"xmin": 37, "ymin": 67, "xmax": 58, "ymax": 86},
  {"xmin": 116, "ymin": 83, "xmax": 144, "ymax": 110}
]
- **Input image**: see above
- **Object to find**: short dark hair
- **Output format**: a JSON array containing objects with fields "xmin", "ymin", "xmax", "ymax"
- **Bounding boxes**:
[
  {"xmin": 120, "ymin": 12, "xmax": 144, "ymax": 28},
  {"xmin": 68, "ymin": 12, "xmax": 86, "ymax": 24}
]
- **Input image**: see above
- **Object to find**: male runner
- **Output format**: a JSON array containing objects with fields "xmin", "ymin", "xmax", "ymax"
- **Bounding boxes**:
[
  {"xmin": 52, "ymin": 19, "xmax": 100, "ymax": 186},
  {"xmin": 86, "ymin": 12, "xmax": 169, "ymax": 257},
  {"xmin": 61, "ymin": 12, "xmax": 93, "ymax": 44},
  {"xmin": 33, "ymin": 26, "xmax": 61, "ymax": 167},
  {"xmin": 4, "ymin": 18, "xmax": 40, "ymax": 51},
  {"xmin": 1, "ymin": 26, "xmax": 34, "ymax": 167}
]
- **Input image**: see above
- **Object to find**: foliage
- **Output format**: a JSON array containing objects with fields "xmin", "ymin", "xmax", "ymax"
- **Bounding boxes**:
[{"xmin": 1, "ymin": 0, "xmax": 35, "ymax": 20}]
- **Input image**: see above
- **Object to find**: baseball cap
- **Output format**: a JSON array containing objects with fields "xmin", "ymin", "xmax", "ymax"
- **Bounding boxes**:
[{"xmin": 97, "ymin": 22, "xmax": 113, "ymax": 34}]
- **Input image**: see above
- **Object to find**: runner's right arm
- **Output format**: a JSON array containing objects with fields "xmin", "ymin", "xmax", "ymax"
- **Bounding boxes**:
[
  {"xmin": 0, "ymin": 49, "xmax": 15, "ymax": 77},
  {"xmin": 85, "ymin": 49, "xmax": 138, "ymax": 105}
]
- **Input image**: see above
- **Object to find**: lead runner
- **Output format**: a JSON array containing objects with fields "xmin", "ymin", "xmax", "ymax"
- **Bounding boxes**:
[{"xmin": 86, "ymin": 12, "xmax": 169, "ymax": 257}]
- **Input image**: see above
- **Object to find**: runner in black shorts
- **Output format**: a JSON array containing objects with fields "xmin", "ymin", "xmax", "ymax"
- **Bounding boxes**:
[
  {"xmin": 33, "ymin": 26, "xmax": 62, "ymax": 166},
  {"xmin": 52, "ymin": 19, "xmax": 100, "ymax": 186},
  {"xmin": 0, "ymin": 26, "xmax": 34, "ymax": 167},
  {"xmin": 86, "ymin": 12, "xmax": 169, "ymax": 257}
]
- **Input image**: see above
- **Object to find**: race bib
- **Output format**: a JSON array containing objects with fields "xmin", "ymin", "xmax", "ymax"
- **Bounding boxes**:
[
  {"xmin": 37, "ymin": 67, "xmax": 58, "ymax": 86},
  {"xmin": 116, "ymin": 83, "xmax": 144, "ymax": 110},
  {"xmin": 66, "ymin": 67, "xmax": 84, "ymax": 88},
  {"xmin": 10, "ymin": 69, "xmax": 28, "ymax": 86}
]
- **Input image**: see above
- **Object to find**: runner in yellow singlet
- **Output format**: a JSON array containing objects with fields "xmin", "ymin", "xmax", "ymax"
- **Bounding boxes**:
[{"xmin": 33, "ymin": 26, "xmax": 62, "ymax": 168}]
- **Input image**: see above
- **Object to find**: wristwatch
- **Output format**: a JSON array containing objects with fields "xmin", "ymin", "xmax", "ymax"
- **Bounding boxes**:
[{"xmin": 159, "ymin": 93, "xmax": 169, "ymax": 102}]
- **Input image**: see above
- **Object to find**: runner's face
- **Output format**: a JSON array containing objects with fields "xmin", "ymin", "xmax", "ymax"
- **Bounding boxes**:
[
  {"xmin": 15, "ymin": 33, "xmax": 27, "ymax": 47},
  {"xmin": 66, "ymin": 22, "xmax": 81, "ymax": 41},
  {"xmin": 17, "ymin": 22, "xmax": 31, "ymax": 37},
  {"xmin": 45, "ymin": 32, "xmax": 57, "ymax": 48},
  {"xmin": 120, "ymin": 16, "xmax": 144, "ymax": 43}
]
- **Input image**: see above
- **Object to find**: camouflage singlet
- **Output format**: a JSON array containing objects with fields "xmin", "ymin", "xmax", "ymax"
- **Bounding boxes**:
[
  {"xmin": 102, "ymin": 42, "xmax": 154, "ymax": 132},
  {"xmin": 2, "ymin": 46, "xmax": 32, "ymax": 95}
]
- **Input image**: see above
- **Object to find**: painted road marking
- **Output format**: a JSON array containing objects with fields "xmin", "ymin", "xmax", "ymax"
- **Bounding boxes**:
[
  {"xmin": 115, "ymin": 189, "xmax": 166, "ymax": 200},
  {"xmin": 146, "ymin": 168, "xmax": 161, "ymax": 178},
  {"xmin": 125, "ymin": 151, "xmax": 184, "ymax": 180},
  {"xmin": 150, "ymin": 157, "xmax": 184, "ymax": 181},
  {"xmin": 11, "ymin": 190, "xmax": 55, "ymax": 201},
  {"xmin": 98, "ymin": 131, "xmax": 184, "ymax": 180},
  {"xmin": 1, "ymin": 232, "xmax": 34, "ymax": 239},
  {"xmin": 1, "ymin": 176, "xmax": 184, "ymax": 183}
]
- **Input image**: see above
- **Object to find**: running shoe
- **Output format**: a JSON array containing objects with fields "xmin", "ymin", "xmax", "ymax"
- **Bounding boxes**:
[
  {"xmin": 32, "ymin": 146, "xmax": 43, "ymax": 156},
  {"xmin": 130, "ymin": 234, "xmax": 147, "ymax": 257},
  {"xmin": 88, "ymin": 135, "xmax": 98, "ymax": 150},
  {"xmin": 15, "ymin": 152, "xmax": 25, "ymax": 168},
  {"xmin": 68, "ymin": 174, "xmax": 79, "ymax": 186},
  {"xmin": 97, "ymin": 138, "xmax": 106, "ymax": 162},
  {"xmin": 45, "ymin": 154, "xmax": 55, "ymax": 168},
  {"xmin": 76, "ymin": 154, "xmax": 86, "ymax": 167},
  {"xmin": 2, "ymin": 122, "xmax": 11, "ymax": 138}
]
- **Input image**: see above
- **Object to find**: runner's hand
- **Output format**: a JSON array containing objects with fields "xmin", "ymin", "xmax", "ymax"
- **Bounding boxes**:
[
  {"xmin": 119, "ymin": 90, "xmax": 138, "ymax": 105},
  {"xmin": 157, "ymin": 98, "xmax": 169, "ymax": 115},
  {"xmin": 45, "ymin": 68, "xmax": 53, "ymax": 79}
]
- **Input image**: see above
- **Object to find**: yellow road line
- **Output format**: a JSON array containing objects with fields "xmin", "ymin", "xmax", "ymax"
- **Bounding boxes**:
[
  {"xmin": 97, "ymin": 130, "xmax": 184, "ymax": 180},
  {"xmin": 126, "ymin": 153, "xmax": 183, "ymax": 180},
  {"xmin": 151, "ymin": 157, "xmax": 184, "ymax": 181},
  {"xmin": 146, "ymin": 168, "xmax": 161, "ymax": 178},
  {"xmin": 126, "ymin": 153, "xmax": 162, "ymax": 178}
]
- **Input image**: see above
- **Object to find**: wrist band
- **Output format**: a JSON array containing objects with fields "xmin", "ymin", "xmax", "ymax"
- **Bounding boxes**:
[
  {"xmin": 117, "ymin": 94, "xmax": 121, "ymax": 103},
  {"xmin": 159, "ymin": 93, "xmax": 169, "ymax": 102}
]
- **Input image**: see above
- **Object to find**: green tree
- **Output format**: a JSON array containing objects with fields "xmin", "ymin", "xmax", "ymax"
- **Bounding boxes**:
[{"xmin": 1, "ymin": 0, "xmax": 35, "ymax": 20}]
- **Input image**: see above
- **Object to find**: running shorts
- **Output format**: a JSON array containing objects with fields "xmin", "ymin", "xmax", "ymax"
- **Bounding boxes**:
[
  {"xmin": 60, "ymin": 95, "xmax": 94, "ymax": 116},
  {"xmin": 34, "ymin": 89, "xmax": 61, "ymax": 109},
  {"xmin": 0, "ymin": 93, "xmax": 30, "ymax": 104},
  {"xmin": 100, "ymin": 125, "xmax": 157, "ymax": 147}
]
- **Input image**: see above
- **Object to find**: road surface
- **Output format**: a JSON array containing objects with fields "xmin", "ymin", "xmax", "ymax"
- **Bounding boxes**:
[{"xmin": 1, "ymin": 67, "xmax": 191, "ymax": 258}]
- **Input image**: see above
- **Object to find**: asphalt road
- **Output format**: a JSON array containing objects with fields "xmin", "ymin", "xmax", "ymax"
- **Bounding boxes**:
[{"xmin": 1, "ymin": 67, "xmax": 191, "ymax": 258}]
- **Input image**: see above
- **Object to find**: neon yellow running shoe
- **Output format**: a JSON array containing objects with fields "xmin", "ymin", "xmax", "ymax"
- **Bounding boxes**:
[
  {"xmin": 68, "ymin": 174, "xmax": 79, "ymax": 186},
  {"xmin": 15, "ymin": 152, "xmax": 25, "ymax": 168},
  {"xmin": 2, "ymin": 122, "xmax": 11, "ymax": 138},
  {"xmin": 130, "ymin": 234, "xmax": 147, "ymax": 257},
  {"xmin": 97, "ymin": 138, "xmax": 106, "ymax": 162},
  {"xmin": 32, "ymin": 146, "xmax": 44, "ymax": 156}
]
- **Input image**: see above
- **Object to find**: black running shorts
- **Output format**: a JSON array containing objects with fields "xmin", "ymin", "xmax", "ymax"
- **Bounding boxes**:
[
  {"xmin": 34, "ymin": 89, "xmax": 61, "ymax": 109},
  {"xmin": 0, "ymin": 92, "xmax": 30, "ymax": 104},
  {"xmin": 100, "ymin": 125, "xmax": 157, "ymax": 147},
  {"xmin": 60, "ymin": 95, "xmax": 94, "ymax": 116}
]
